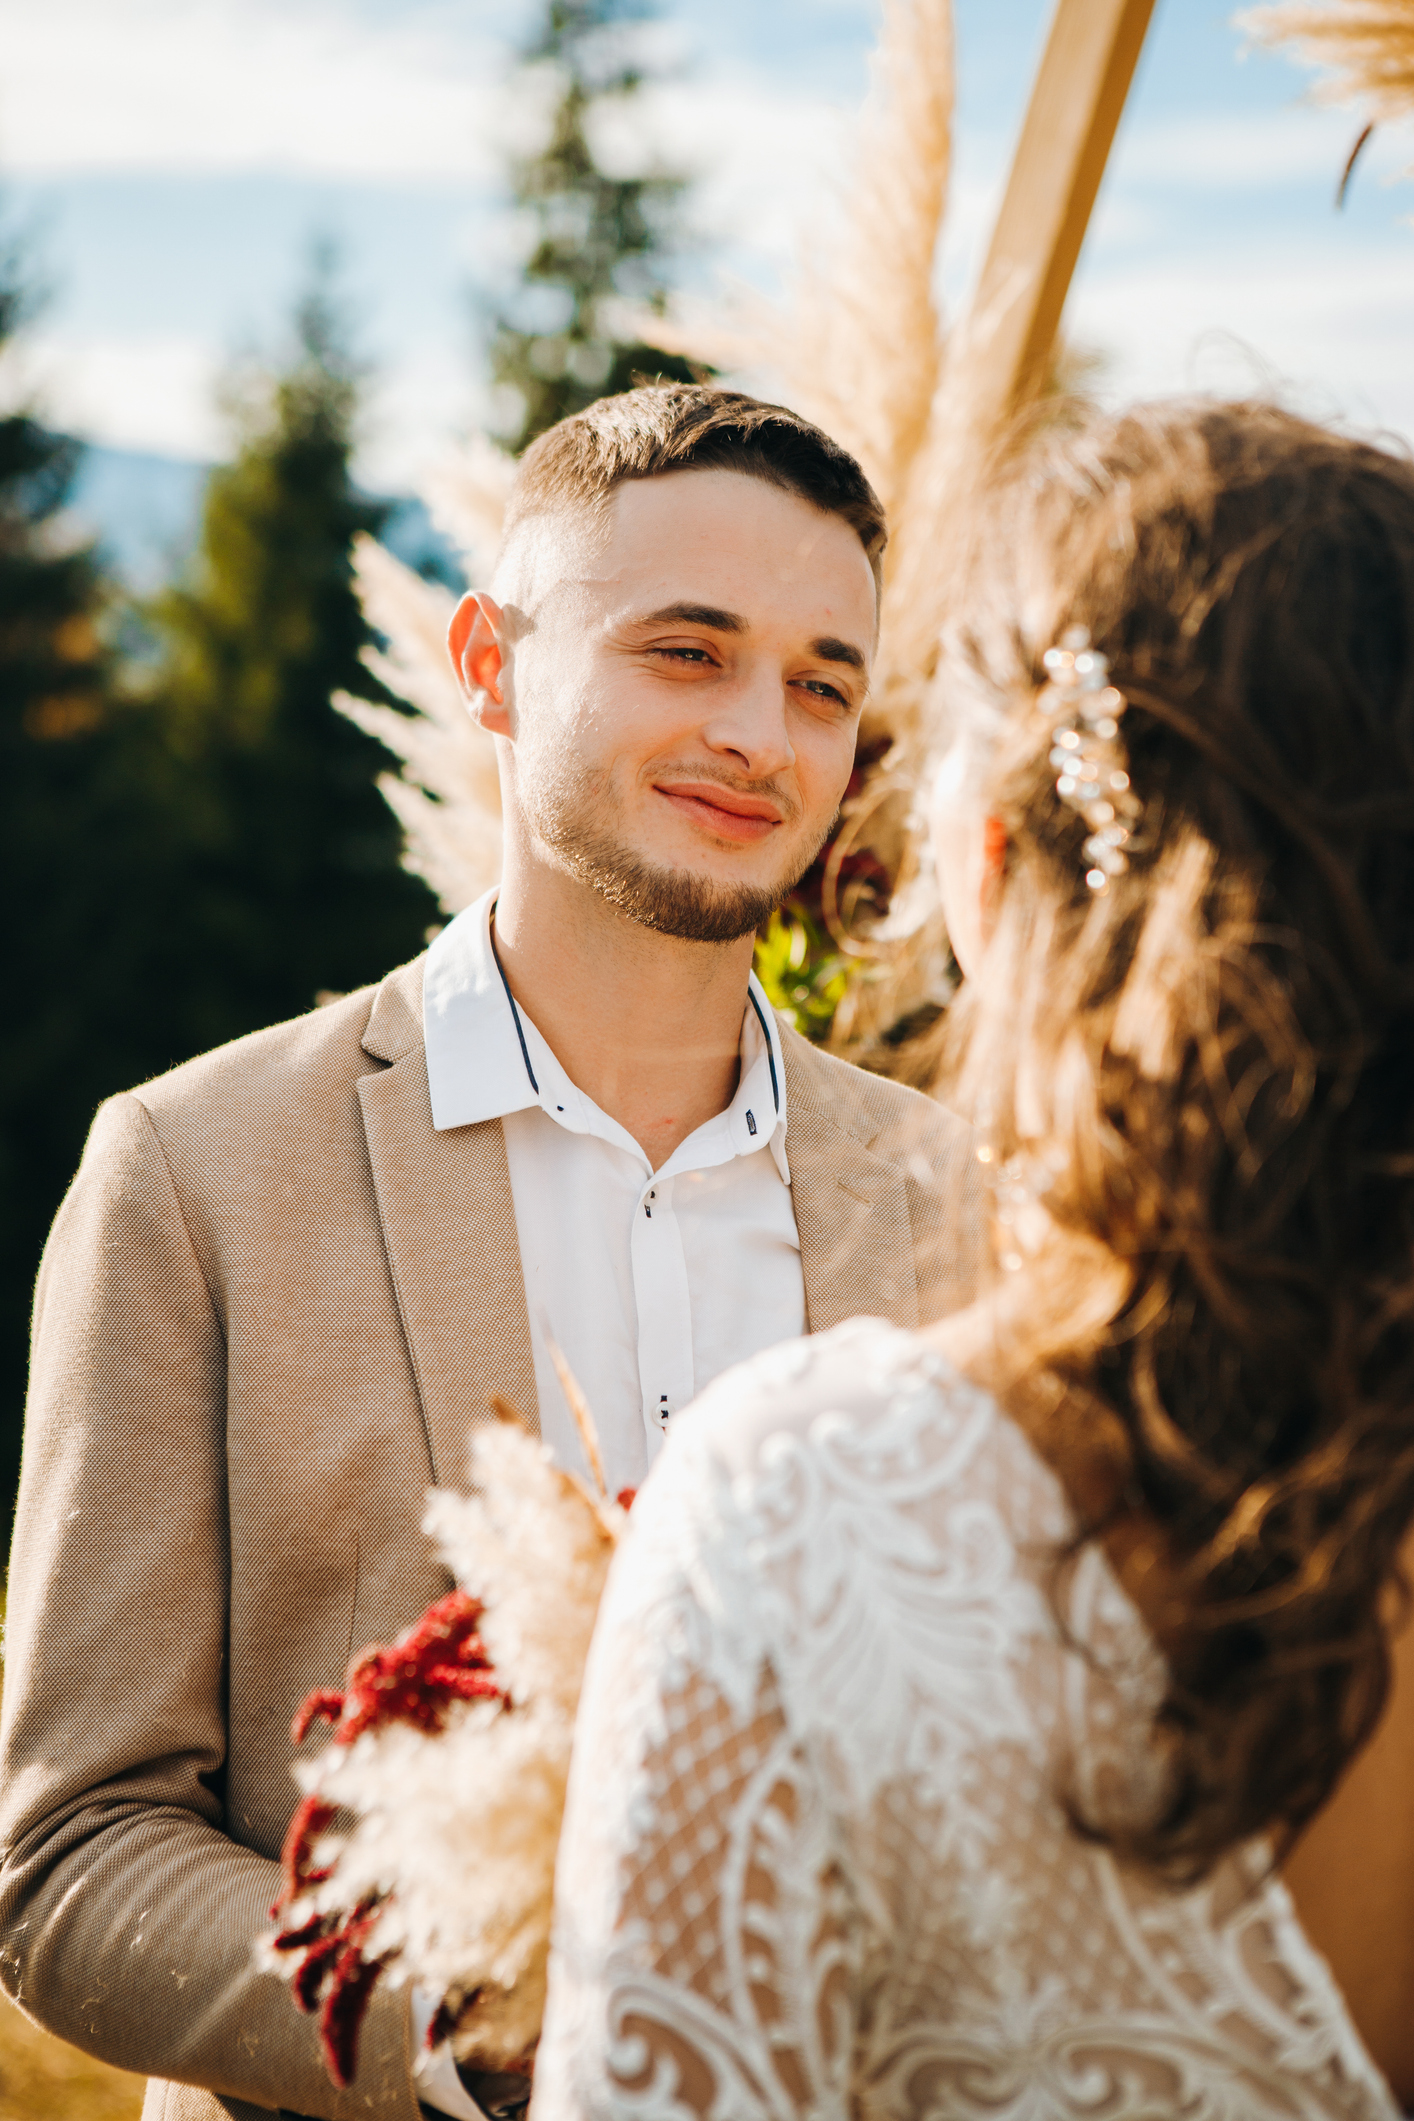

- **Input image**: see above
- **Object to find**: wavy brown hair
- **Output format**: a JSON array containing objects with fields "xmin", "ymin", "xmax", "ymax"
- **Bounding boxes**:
[{"xmin": 937, "ymin": 400, "xmax": 1414, "ymax": 1882}]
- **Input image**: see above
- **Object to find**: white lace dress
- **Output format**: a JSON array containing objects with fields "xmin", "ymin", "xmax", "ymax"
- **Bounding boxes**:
[{"xmin": 530, "ymin": 1318, "xmax": 1400, "ymax": 2121}]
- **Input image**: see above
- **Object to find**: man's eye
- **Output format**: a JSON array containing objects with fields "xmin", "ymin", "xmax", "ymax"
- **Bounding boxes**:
[
  {"xmin": 800, "ymin": 678, "xmax": 849, "ymax": 705},
  {"xmin": 651, "ymin": 645, "xmax": 715, "ymax": 665}
]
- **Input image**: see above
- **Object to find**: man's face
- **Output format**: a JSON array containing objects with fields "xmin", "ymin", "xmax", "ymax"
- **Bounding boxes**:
[{"xmin": 472, "ymin": 468, "xmax": 877, "ymax": 942}]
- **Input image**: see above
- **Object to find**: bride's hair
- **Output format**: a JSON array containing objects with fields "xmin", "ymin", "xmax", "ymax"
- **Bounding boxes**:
[{"xmin": 938, "ymin": 399, "xmax": 1414, "ymax": 1882}]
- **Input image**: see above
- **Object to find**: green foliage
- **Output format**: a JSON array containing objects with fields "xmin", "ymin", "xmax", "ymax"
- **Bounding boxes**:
[
  {"xmin": 492, "ymin": 0, "xmax": 700, "ymax": 451},
  {"xmin": 753, "ymin": 745, "xmax": 897, "ymax": 1048},
  {"xmin": 139, "ymin": 271, "xmax": 435, "ymax": 1046},
  {"xmin": 753, "ymin": 905, "xmax": 856, "ymax": 1044},
  {"xmin": 1, "ymin": 255, "xmax": 435, "ymax": 1526},
  {"xmin": 0, "ymin": 226, "xmax": 125, "ymax": 1517}
]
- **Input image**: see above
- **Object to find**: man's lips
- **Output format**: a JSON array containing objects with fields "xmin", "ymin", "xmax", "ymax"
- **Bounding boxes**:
[{"xmin": 653, "ymin": 781, "xmax": 785, "ymax": 844}]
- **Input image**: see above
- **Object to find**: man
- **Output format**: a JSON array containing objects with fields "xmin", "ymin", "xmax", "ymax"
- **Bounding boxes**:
[{"xmin": 0, "ymin": 386, "xmax": 980, "ymax": 2121}]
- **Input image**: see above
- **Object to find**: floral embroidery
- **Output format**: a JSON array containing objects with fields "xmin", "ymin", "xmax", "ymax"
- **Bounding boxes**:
[{"xmin": 533, "ymin": 1319, "xmax": 1399, "ymax": 2121}]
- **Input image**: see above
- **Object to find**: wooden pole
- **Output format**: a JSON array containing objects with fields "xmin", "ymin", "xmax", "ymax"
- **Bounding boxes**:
[{"xmin": 950, "ymin": 0, "xmax": 1158, "ymax": 432}]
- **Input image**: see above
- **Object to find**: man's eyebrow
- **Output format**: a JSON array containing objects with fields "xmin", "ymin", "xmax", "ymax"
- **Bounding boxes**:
[
  {"xmin": 634, "ymin": 607, "xmax": 867, "ymax": 674},
  {"xmin": 637, "ymin": 602, "xmax": 748, "ymax": 632},
  {"xmin": 811, "ymin": 636, "xmax": 867, "ymax": 672}
]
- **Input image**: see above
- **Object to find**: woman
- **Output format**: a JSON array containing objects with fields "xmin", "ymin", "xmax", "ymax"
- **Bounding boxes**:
[{"xmin": 529, "ymin": 401, "xmax": 1414, "ymax": 2119}]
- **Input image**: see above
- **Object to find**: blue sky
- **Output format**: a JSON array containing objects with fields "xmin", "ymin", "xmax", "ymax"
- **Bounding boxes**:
[{"xmin": 0, "ymin": 0, "xmax": 1410, "ymax": 489}]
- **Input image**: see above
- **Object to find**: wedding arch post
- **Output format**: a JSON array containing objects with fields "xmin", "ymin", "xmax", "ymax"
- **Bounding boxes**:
[{"xmin": 948, "ymin": 0, "xmax": 1159, "ymax": 432}]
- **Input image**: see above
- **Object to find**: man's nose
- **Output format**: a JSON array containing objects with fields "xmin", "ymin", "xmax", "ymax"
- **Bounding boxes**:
[{"xmin": 698, "ymin": 662, "xmax": 795, "ymax": 778}]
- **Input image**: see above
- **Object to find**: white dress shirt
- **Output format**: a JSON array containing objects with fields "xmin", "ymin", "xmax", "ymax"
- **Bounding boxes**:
[
  {"xmin": 413, "ymin": 888, "xmax": 806, "ymax": 2119},
  {"xmin": 421, "ymin": 888, "xmax": 805, "ymax": 1497}
]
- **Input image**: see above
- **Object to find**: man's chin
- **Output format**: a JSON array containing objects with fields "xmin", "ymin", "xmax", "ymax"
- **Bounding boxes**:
[{"xmin": 572, "ymin": 845, "xmax": 794, "ymax": 945}]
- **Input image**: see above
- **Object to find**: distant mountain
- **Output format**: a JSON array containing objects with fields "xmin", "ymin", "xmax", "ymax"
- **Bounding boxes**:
[
  {"xmin": 64, "ymin": 445, "xmax": 208, "ymax": 593},
  {"xmin": 62, "ymin": 441, "xmax": 463, "ymax": 594}
]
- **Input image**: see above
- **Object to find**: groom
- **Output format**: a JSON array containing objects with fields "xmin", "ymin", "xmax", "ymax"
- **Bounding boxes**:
[{"xmin": 0, "ymin": 385, "xmax": 979, "ymax": 2121}]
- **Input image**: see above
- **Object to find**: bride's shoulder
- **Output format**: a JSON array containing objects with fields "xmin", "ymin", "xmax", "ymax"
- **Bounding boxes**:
[{"xmin": 673, "ymin": 1316, "xmax": 1022, "ymax": 1502}]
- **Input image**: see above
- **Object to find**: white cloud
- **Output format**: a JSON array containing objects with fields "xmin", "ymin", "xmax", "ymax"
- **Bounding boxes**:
[
  {"xmin": 6, "ymin": 329, "xmax": 226, "ymax": 457},
  {"xmin": 0, "ymin": 0, "xmax": 500, "ymax": 181},
  {"xmin": 1071, "ymin": 239, "xmax": 1414, "ymax": 447},
  {"xmin": 360, "ymin": 346, "xmax": 493, "ymax": 492},
  {"xmin": 593, "ymin": 71, "xmax": 852, "ymax": 278},
  {"xmin": 0, "ymin": 14, "xmax": 859, "ymax": 478},
  {"xmin": 1114, "ymin": 102, "xmax": 1366, "ymax": 191},
  {"xmin": 11, "ymin": 0, "xmax": 1414, "ymax": 493},
  {"xmin": 6, "ymin": 323, "xmax": 499, "ymax": 487}
]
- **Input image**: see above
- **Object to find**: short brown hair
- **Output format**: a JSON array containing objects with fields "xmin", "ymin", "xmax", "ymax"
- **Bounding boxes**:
[{"xmin": 502, "ymin": 383, "xmax": 887, "ymax": 597}]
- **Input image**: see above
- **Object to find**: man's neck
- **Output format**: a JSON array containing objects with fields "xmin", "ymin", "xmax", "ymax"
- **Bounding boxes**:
[{"xmin": 490, "ymin": 856, "xmax": 757, "ymax": 1171}]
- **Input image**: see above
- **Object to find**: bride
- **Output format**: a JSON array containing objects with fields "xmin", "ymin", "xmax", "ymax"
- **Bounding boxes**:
[{"xmin": 527, "ymin": 399, "xmax": 1414, "ymax": 2119}]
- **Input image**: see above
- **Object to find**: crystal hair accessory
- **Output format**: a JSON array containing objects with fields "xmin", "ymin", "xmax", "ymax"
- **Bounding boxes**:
[
  {"xmin": 1038, "ymin": 626, "xmax": 1141, "ymax": 893},
  {"xmin": 986, "ymin": 1145, "xmax": 1063, "ymax": 1272}
]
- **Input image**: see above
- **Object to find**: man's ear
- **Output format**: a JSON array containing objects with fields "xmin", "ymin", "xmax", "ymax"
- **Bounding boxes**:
[{"xmin": 448, "ymin": 593, "xmax": 510, "ymax": 735}]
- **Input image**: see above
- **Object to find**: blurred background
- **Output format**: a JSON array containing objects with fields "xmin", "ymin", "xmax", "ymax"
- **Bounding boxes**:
[{"xmin": 0, "ymin": 0, "xmax": 1411, "ymax": 2105}]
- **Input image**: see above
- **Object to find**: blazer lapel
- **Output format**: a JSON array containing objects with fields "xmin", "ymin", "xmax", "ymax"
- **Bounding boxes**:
[
  {"xmin": 784, "ymin": 1041, "xmax": 921, "ymax": 1333},
  {"xmin": 357, "ymin": 961, "xmax": 538, "ymax": 1488}
]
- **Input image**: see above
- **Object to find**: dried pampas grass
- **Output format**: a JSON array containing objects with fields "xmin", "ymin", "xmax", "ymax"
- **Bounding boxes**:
[
  {"xmin": 626, "ymin": 0, "xmax": 955, "ymax": 761},
  {"xmin": 753, "ymin": 0, "xmax": 954, "ymax": 536},
  {"xmin": 332, "ymin": 435, "xmax": 517, "ymax": 920},
  {"xmin": 266, "ymin": 1410, "xmax": 625, "ymax": 2077},
  {"xmin": 1242, "ymin": 2, "xmax": 1414, "ymax": 127},
  {"xmin": 335, "ymin": 535, "xmax": 503, "ymax": 916},
  {"xmin": 420, "ymin": 433, "xmax": 519, "ymax": 583}
]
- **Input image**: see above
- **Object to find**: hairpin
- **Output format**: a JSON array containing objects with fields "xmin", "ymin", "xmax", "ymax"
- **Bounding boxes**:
[{"xmin": 1037, "ymin": 626, "xmax": 1141, "ymax": 893}]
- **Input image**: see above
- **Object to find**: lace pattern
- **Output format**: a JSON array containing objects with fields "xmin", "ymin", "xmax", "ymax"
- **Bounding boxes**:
[{"xmin": 531, "ymin": 1319, "xmax": 1399, "ymax": 2121}]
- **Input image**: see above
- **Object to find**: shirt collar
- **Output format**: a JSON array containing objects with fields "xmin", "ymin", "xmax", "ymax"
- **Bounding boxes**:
[
  {"xmin": 718, "ymin": 981, "xmax": 789, "ymax": 1182},
  {"xmin": 423, "ymin": 889, "xmax": 540, "ymax": 1131},
  {"xmin": 422, "ymin": 888, "xmax": 790, "ymax": 1177}
]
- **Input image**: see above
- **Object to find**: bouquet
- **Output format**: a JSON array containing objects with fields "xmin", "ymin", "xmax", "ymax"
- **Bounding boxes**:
[{"xmin": 264, "ymin": 1392, "xmax": 630, "ymax": 2090}]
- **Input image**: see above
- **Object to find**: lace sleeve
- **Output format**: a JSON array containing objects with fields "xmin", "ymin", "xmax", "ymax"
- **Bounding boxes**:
[
  {"xmin": 530, "ymin": 1320, "xmax": 1400, "ymax": 2121},
  {"xmin": 529, "ymin": 1415, "xmax": 857, "ymax": 2121}
]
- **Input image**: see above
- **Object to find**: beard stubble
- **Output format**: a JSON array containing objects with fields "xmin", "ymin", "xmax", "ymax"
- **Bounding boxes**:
[{"xmin": 523, "ymin": 755, "xmax": 835, "ymax": 944}]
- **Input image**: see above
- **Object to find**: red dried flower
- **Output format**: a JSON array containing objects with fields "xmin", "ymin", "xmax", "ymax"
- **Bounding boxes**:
[
  {"xmin": 290, "ymin": 1691, "xmax": 345, "ymax": 1747},
  {"xmin": 320, "ymin": 1905, "xmax": 393, "ymax": 2088},
  {"xmin": 291, "ymin": 1589, "xmax": 502, "ymax": 1750},
  {"xmin": 271, "ymin": 1793, "xmax": 338, "ymax": 1914},
  {"xmin": 269, "ymin": 1589, "xmax": 507, "ymax": 2086}
]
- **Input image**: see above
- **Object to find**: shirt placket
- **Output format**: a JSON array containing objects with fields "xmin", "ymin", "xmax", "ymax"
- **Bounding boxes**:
[{"xmin": 629, "ymin": 1172, "xmax": 696, "ymax": 1461}]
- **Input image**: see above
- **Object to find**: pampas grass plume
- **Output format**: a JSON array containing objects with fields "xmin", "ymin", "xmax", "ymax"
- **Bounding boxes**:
[
  {"xmin": 420, "ymin": 435, "xmax": 518, "ymax": 581},
  {"xmin": 1242, "ymin": 2, "xmax": 1414, "ymax": 128},
  {"xmin": 279, "ymin": 1414, "xmax": 625, "ymax": 2070},
  {"xmin": 334, "ymin": 535, "xmax": 503, "ymax": 916}
]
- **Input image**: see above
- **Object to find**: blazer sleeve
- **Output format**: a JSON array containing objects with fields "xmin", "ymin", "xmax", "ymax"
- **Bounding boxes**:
[{"xmin": 0, "ymin": 1093, "xmax": 419, "ymax": 2120}]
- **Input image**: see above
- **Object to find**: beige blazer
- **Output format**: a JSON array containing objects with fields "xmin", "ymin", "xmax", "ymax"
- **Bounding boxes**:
[{"xmin": 0, "ymin": 955, "xmax": 980, "ymax": 2121}]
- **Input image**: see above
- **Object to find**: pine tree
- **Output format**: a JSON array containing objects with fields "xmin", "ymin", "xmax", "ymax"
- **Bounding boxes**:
[
  {"xmin": 492, "ymin": 0, "xmax": 699, "ymax": 452},
  {"xmin": 0, "ymin": 228, "xmax": 124, "ymax": 1511},
  {"xmin": 0, "ymin": 261, "xmax": 440, "ymax": 1520},
  {"xmin": 142, "ymin": 267, "xmax": 436, "ymax": 1047}
]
